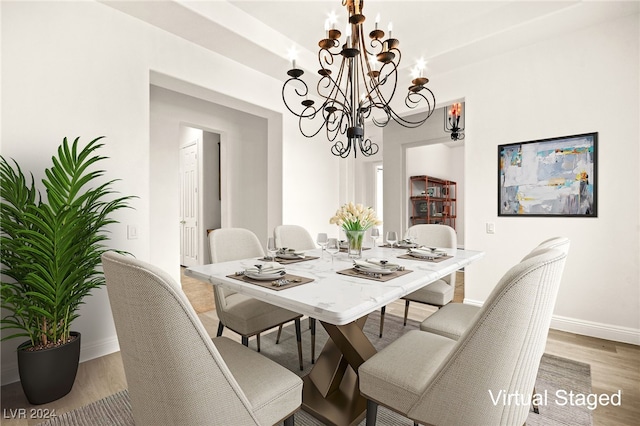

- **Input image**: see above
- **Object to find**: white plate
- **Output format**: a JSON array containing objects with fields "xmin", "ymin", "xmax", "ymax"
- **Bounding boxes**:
[
  {"xmin": 277, "ymin": 253, "xmax": 304, "ymax": 260},
  {"xmin": 244, "ymin": 271, "xmax": 285, "ymax": 280},
  {"xmin": 355, "ymin": 266, "xmax": 396, "ymax": 275}
]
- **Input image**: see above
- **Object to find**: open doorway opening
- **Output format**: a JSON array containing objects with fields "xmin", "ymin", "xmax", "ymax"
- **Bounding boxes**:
[{"xmin": 179, "ymin": 126, "xmax": 221, "ymax": 267}]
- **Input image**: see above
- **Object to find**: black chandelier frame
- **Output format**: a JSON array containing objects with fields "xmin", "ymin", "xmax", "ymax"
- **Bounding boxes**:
[{"xmin": 282, "ymin": 0, "xmax": 436, "ymax": 158}]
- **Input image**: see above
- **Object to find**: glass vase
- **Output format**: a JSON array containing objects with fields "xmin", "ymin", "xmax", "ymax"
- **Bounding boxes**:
[{"xmin": 345, "ymin": 229, "xmax": 365, "ymax": 259}]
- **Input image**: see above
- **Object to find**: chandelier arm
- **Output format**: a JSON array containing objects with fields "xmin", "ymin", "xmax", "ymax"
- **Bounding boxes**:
[
  {"xmin": 372, "ymin": 48, "xmax": 401, "ymax": 108},
  {"xmin": 282, "ymin": 77, "xmax": 319, "ymax": 119},
  {"xmin": 331, "ymin": 139, "xmax": 353, "ymax": 158},
  {"xmin": 359, "ymin": 137, "xmax": 380, "ymax": 156}
]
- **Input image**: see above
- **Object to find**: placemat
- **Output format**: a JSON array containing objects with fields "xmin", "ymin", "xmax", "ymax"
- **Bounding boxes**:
[
  {"xmin": 397, "ymin": 254, "xmax": 452, "ymax": 263},
  {"xmin": 336, "ymin": 268, "xmax": 413, "ymax": 282},
  {"xmin": 226, "ymin": 273, "xmax": 314, "ymax": 291},
  {"xmin": 258, "ymin": 256, "xmax": 319, "ymax": 265}
]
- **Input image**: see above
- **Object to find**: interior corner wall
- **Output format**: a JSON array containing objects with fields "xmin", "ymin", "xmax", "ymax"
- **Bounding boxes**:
[{"xmin": 431, "ymin": 13, "xmax": 639, "ymax": 343}]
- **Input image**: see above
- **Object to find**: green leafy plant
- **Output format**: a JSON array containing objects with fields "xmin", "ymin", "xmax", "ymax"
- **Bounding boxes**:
[{"xmin": 1, "ymin": 136, "xmax": 134, "ymax": 349}]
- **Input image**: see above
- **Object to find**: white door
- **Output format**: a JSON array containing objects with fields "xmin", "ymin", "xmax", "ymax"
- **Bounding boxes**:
[{"xmin": 180, "ymin": 142, "xmax": 199, "ymax": 267}]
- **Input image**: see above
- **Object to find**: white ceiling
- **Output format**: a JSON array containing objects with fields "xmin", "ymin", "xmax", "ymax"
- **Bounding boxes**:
[{"xmin": 104, "ymin": 0, "xmax": 638, "ymax": 82}]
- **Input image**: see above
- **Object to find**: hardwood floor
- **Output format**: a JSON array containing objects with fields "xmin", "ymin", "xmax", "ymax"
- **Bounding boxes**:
[{"xmin": 1, "ymin": 272, "xmax": 638, "ymax": 425}]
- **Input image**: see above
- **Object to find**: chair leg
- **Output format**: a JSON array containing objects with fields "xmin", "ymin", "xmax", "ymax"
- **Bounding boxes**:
[
  {"xmin": 216, "ymin": 322, "xmax": 224, "ymax": 337},
  {"xmin": 294, "ymin": 318, "xmax": 303, "ymax": 371},
  {"xmin": 283, "ymin": 414, "xmax": 294, "ymax": 426},
  {"xmin": 256, "ymin": 333, "xmax": 261, "ymax": 352},
  {"xmin": 276, "ymin": 324, "xmax": 283, "ymax": 344},
  {"xmin": 532, "ymin": 385, "xmax": 540, "ymax": 414},
  {"xmin": 241, "ymin": 336, "xmax": 249, "ymax": 347},
  {"xmin": 310, "ymin": 317, "xmax": 316, "ymax": 364},
  {"xmin": 379, "ymin": 306, "xmax": 386, "ymax": 337},
  {"xmin": 366, "ymin": 399, "xmax": 378, "ymax": 426},
  {"xmin": 404, "ymin": 300, "xmax": 410, "ymax": 326}
]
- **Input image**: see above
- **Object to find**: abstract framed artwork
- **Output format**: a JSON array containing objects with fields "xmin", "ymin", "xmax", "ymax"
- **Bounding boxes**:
[{"xmin": 498, "ymin": 132, "xmax": 597, "ymax": 217}]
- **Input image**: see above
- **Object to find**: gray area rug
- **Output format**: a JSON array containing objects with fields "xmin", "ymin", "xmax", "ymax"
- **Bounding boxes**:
[{"xmin": 38, "ymin": 312, "xmax": 592, "ymax": 425}]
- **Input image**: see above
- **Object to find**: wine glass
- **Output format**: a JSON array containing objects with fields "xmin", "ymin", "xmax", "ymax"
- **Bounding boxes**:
[
  {"xmin": 403, "ymin": 229, "xmax": 416, "ymax": 246},
  {"xmin": 370, "ymin": 227, "xmax": 380, "ymax": 248},
  {"xmin": 266, "ymin": 236, "xmax": 277, "ymax": 261},
  {"xmin": 317, "ymin": 233, "xmax": 328, "ymax": 259},
  {"xmin": 326, "ymin": 238, "xmax": 340, "ymax": 267},
  {"xmin": 385, "ymin": 231, "xmax": 398, "ymax": 248}
]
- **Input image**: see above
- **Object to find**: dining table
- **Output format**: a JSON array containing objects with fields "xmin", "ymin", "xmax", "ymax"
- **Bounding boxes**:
[{"xmin": 186, "ymin": 243, "xmax": 484, "ymax": 426}]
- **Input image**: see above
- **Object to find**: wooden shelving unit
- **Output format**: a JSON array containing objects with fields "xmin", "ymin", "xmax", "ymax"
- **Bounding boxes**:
[{"xmin": 409, "ymin": 175, "xmax": 457, "ymax": 229}]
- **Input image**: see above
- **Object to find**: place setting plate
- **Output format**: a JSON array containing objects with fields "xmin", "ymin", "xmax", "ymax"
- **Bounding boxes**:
[
  {"xmin": 398, "ymin": 247, "xmax": 453, "ymax": 262},
  {"xmin": 337, "ymin": 258, "xmax": 412, "ymax": 282},
  {"xmin": 227, "ymin": 263, "xmax": 314, "ymax": 291}
]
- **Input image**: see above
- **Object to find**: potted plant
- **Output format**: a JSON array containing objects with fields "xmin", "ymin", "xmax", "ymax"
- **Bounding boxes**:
[{"xmin": 1, "ymin": 136, "xmax": 134, "ymax": 404}]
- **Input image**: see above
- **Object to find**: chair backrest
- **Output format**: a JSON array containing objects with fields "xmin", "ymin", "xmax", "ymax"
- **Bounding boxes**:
[
  {"xmin": 523, "ymin": 236, "xmax": 570, "ymax": 260},
  {"xmin": 274, "ymin": 225, "xmax": 316, "ymax": 250},
  {"xmin": 407, "ymin": 224, "xmax": 457, "ymax": 249},
  {"xmin": 408, "ymin": 247, "xmax": 568, "ymax": 425},
  {"xmin": 407, "ymin": 224, "xmax": 457, "ymax": 285},
  {"xmin": 208, "ymin": 228, "xmax": 265, "ymax": 263},
  {"xmin": 101, "ymin": 252, "xmax": 259, "ymax": 425},
  {"xmin": 208, "ymin": 228, "xmax": 265, "ymax": 317}
]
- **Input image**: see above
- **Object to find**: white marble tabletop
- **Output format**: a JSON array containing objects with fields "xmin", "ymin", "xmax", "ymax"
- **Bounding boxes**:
[{"xmin": 186, "ymin": 246, "xmax": 484, "ymax": 326}]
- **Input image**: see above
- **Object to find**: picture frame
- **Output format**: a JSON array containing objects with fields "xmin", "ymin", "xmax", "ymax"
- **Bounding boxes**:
[{"xmin": 498, "ymin": 132, "xmax": 597, "ymax": 217}]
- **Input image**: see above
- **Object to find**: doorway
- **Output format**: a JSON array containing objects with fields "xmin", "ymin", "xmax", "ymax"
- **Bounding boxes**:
[
  {"xmin": 179, "ymin": 126, "xmax": 222, "ymax": 266},
  {"xmin": 179, "ymin": 141, "xmax": 199, "ymax": 267}
]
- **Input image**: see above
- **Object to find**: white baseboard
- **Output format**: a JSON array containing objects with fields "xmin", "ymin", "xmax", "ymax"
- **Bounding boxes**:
[
  {"xmin": 463, "ymin": 298, "xmax": 640, "ymax": 346},
  {"xmin": 550, "ymin": 315, "xmax": 640, "ymax": 346},
  {"xmin": 1, "ymin": 336, "xmax": 120, "ymax": 386}
]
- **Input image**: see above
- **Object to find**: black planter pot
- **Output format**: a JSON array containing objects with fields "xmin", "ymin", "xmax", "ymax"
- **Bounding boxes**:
[{"xmin": 17, "ymin": 331, "xmax": 81, "ymax": 405}]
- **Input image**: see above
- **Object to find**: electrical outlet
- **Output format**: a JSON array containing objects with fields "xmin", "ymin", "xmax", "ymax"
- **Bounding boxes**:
[{"xmin": 486, "ymin": 222, "xmax": 495, "ymax": 234}]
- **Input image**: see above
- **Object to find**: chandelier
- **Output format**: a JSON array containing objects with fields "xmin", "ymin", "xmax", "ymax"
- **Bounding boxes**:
[
  {"xmin": 282, "ymin": 0, "xmax": 436, "ymax": 158},
  {"xmin": 444, "ymin": 102, "xmax": 465, "ymax": 141}
]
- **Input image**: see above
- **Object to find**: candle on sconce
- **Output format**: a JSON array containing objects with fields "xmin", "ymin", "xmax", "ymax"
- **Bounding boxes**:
[
  {"xmin": 388, "ymin": 22, "xmax": 393, "ymax": 38},
  {"xmin": 287, "ymin": 46, "xmax": 298, "ymax": 70},
  {"xmin": 325, "ymin": 19, "xmax": 330, "ymax": 39},
  {"xmin": 415, "ymin": 58, "xmax": 427, "ymax": 78},
  {"xmin": 375, "ymin": 13, "xmax": 380, "ymax": 30}
]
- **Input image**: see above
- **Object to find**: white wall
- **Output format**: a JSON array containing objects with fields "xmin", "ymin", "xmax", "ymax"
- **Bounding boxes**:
[
  {"xmin": 202, "ymin": 131, "xmax": 222, "ymax": 264},
  {"xmin": 0, "ymin": 0, "xmax": 338, "ymax": 384},
  {"xmin": 398, "ymin": 13, "xmax": 639, "ymax": 343}
]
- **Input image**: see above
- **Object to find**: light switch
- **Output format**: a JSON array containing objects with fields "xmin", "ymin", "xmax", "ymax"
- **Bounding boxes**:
[
  {"xmin": 486, "ymin": 222, "xmax": 495, "ymax": 234},
  {"xmin": 127, "ymin": 225, "xmax": 138, "ymax": 240}
]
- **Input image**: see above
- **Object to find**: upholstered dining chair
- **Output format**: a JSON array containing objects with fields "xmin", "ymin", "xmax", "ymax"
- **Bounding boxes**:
[
  {"xmin": 378, "ymin": 224, "xmax": 457, "ymax": 337},
  {"xmin": 102, "ymin": 252, "xmax": 302, "ymax": 426},
  {"xmin": 420, "ymin": 237, "xmax": 570, "ymax": 340},
  {"xmin": 273, "ymin": 224, "xmax": 318, "ymax": 363},
  {"xmin": 273, "ymin": 224, "xmax": 317, "ymax": 251},
  {"xmin": 418, "ymin": 236, "xmax": 570, "ymax": 416},
  {"xmin": 359, "ymin": 247, "xmax": 568, "ymax": 426},
  {"xmin": 209, "ymin": 227, "xmax": 304, "ymax": 370}
]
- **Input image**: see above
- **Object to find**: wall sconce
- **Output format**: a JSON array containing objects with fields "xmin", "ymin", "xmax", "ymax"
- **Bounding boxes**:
[{"xmin": 444, "ymin": 102, "xmax": 465, "ymax": 141}]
